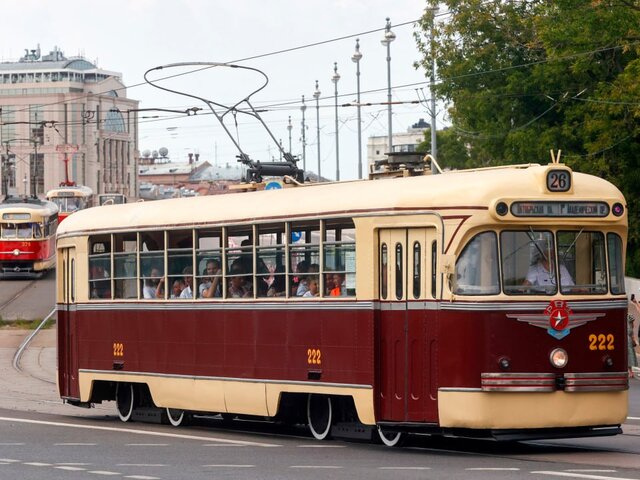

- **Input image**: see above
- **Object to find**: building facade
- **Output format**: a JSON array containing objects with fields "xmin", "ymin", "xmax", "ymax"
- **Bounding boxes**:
[{"xmin": 0, "ymin": 45, "xmax": 139, "ymax": 198}]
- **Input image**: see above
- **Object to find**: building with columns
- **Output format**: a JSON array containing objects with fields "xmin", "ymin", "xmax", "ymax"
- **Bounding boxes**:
[{"xmin": 0, "ymin": 45, "xmax": 139, "ymax": 198}]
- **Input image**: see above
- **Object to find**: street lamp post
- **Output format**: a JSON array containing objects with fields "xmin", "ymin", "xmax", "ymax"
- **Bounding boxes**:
[
  {"xmin": 300, "ymin": 95, "xmax": 307, "ymax": 172},
  {"xmin": 331, "ymin": 63, "xmax": 340, "ymax": 181},
  {"xmin": 351, "ymin": 38, "xmax": 363, "ymax": 179},
  {"xmin": 381, "ymin": 17, "xmax": 396, "ymax": 154},
  {"xmin": 287, "ymin": 116, "xmax": 292, "ymax": 154},
  {"xmin": 313, "ymin": 80, "xmax": 321, "ymax": 181}
]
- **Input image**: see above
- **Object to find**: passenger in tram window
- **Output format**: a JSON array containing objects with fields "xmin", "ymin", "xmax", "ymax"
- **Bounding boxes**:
[
  {"xmin": 228, "ymin": 262, "xmax": 252, "ymax": 298},
  {"xmin": 303, "ymin": 276, "xmax": 319, "ymax": 297},
  {"xmin": 143, "ymin": 267, "xmax": 162, "ymax": 299},
  {"xmin": 329, "ymin": 273, "xmax": 346, "ymax": 296},
  {"xmin": 523, "ymin": 243, "xmax": 573, "ymax": 288},
  {"xmin": 200, "ymin": 259, "xmax": 222, "ymax": 298},
  {"xmin": 292, "ymin": 260, "xmax": 310, "ymax": 296},
  {"xmin": 266, "ymin": 264, "xmax": 286, "ymax": 297},
  {"xmin": 179, "ymin": 266, "xmax": 194, "ymax": 299},
  {"xmin": 170, "ymin": 279, "xmax": 185, "ymax": 298}
]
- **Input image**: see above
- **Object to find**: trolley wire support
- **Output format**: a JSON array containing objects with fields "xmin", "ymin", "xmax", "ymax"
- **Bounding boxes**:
[{"xmin": 143, "ymin": 62, "xmax": 305, "ymax": 184}]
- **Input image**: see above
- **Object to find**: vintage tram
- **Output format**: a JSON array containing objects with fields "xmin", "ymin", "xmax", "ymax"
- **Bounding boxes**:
[
  {"xmin": 46, "ymin": 185, "xmax": 93, "ymax": 223},
  {"xmin": 56, "ymin": 160, "xmax": 628, "ymax": 443},
  {"xmin": 0, "ymin": 195, "xmax": 58, "ymax": 277}
]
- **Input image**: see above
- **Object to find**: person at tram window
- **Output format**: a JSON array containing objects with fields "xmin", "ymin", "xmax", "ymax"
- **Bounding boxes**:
[
  {"xmin": 228, "ymin": 262, "xmax": 252, "ymax": 298},
  {"xmin": 200, "ymin": 259, "xmax": 222, "ymax": 298},
  {"xmin": 303, "ymin": 276, "xmax": 319, "ymax": 297},
  {"xmin": 523, "ymin": 248, "xmax": 574, "ymax": 287},
  {"xmin": 170, "ymin": 278, "xmax": 185, "ymax": 298},
  {"xmin": 294, "ymin": 260, "xmax": 310, "ymax": 296},
  {"xmin": 179, "ymin": 266, "xmax": 194, "ymax": 299},
  {"xmin": 329, "ymin": 273, "xmax": 346, "ymax": 296},
  {"xmin": 143, "ymin": 267, "xmax": 162, "ymax": 299}
]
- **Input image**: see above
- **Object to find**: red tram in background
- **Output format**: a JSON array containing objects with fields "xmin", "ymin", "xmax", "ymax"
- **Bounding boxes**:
[
  {"xmin": 46, "ymin": 185, "xmax": 93, "ymax": 223},
  {"xmin": 0, "ymin": 196, "xmax": 58, "ymax": 277},
  {"xmin": 56, "ymin": 160, "xmax": 629, "ymax": 444}
]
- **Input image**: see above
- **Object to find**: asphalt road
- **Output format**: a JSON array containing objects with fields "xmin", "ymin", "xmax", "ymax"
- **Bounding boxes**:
[{"xmin": 0, "ymin": 270, "xmax": 56, "ymax": 322}]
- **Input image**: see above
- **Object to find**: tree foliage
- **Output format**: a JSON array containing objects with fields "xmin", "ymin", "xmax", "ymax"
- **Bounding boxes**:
[{"xmin": 415, "ymin": 0, "xmax": 640, "ymax": 276}]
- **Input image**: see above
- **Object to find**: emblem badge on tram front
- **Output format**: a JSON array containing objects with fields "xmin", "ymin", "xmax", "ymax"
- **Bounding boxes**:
[{"xmin": 506, "ymin": 300, "xmax": 605, "ymax": 340}]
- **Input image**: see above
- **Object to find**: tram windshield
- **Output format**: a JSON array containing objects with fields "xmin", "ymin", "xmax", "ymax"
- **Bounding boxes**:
[
  {"xmin": 51, "ymin": 197, "xmax": 85, "ymax": 213},
  {"xmin": 454, "ymin": 229, "xmax": 624, "ymax": 296},
  {"xmin": 1, "ymin": 222, "xmax": 43, "ymax": 239}
]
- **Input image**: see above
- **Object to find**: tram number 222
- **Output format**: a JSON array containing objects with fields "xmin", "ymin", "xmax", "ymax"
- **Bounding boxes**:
[
  {"xmin": 588, "ymin": 334, "xmax": 614, "ymax": 351},
  {"xmin": 113, "ymin": 342, "xmax": 124, "ymax": 357},
  {"xmin": 307, "ymin": 348, "xmax": 322, "ymax": 365}
]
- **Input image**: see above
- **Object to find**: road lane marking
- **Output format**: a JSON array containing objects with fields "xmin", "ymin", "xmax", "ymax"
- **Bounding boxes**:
[
  {"xmin": 0, "ymin": 443, "xmax": 24, "ymax": 446},
  {"xmin": 0, "ymin": 416, "xmax": 280, "ymax": 447},
  {"xmin": 467, "ymin": 468, "xmax": 521, "ymax": 471},
  {"xmin": 290, "ymin": 466, "xmax": 343, "ymax": 469},
  {"xmin": 627, "ymin": 416, "xmax": 640, "ymax": 420},
  {"xmin": 202, "ymin": 444, "xmax": 245, "ymax": 447},
  {"xmin": 125, "ymin": 444, "xmax": 168, "ymax": 447},
  {"xmin": 89, "ymin": 471, "xmax": 121, "ymax": 476},
  {"xmin": 297, "ymin": 444, "xmax": 346, "ymax": 448},
  {"xmin": 57, "ymin": 463, "xmax": 92, "ymax": 466},
  {"xmin": 117, "ymin": 464, "xmax": 167, "ymax": 467},
  {"xmin": 202, "ymin": 464, "xmax": 255, "ymax": 468},
  {"xmin": 0, "ymin": 459, "xmax": 20, "ymax": 463},
  {"xmin": 565, "ymin": 471, "xmax": 618, "ymax": 473},
  {"xmin": 379, "ymin": 467, "xmax": 432, "ymax": 470},
  {"xmin": 125, "ymin": 476, "xmax": 160, "ymax": 480},
  {"xmin": 532, "ymin": 472, "xmax": 638, "ymax": 480},
  {"xmin": 56, "ymin": 466, "xmax": 86, "ymax": 471},
  {"xmin": 24, "ymin": 462, "xmax": 51, "ymax": 466},
  {"xmin": 55, "ymin": 443, "xmax": 97, "ymax": 446}
]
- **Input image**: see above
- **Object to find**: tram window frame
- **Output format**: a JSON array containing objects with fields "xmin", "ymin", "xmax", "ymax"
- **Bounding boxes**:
[
  {"xmin": 289, "ymin": 220, "xmax": 320, "ymax": 298},
  {"xmin": 395, "ymin": 242, "xmax": 404, "ymax": 300},
  {"xmin": 454, "ymin": 231, "xmax": 500, "ymax": 296},
  {"xmin": 113, "ymin": 232, "xmax": 138, "ymax": 299},
  {"xmin": 139, "ymin": 231, "xmax": 165, "ymax": 300},
  {"xmin": 431, "ymin": 240, "xmax": 437, "ymax": 299},
  {"xmin": 607, "ymin": 233, "xmax": 625, "ymax": 294},
  {"xmin": 168, "ymin": 229, "xmax": 194, "ymax": 300},
  {"xmin": 323, "ymin": 219, "xmax": 356, "ymax": 297},
  {"xmin": 225, "ymin": 226, "xmax": 254, "ymax": 299},
  {"xmin": 557, "ymin": 230, "xmax": 607, "ymax": 295},
  {"xmin": 257, "ymin": 223, "xmax": 286, "ymax": 298},
  {"xmin": 501, "ymin": 230, "xmax": 556, "ymax": 296},
  {"xmin": 88, "ymin": 234, "xmax": 112, "ymax": 299},
  {"xmin": 380, "ymin": 243, "xmax": 388, "ymax": 300},
  {"xmin": 196, "ymin": 228, "xmax": 222, "ymax": 300},
  {"xmin": 412, "ymin": 241, "xmax": 421, "ymax": 299}
]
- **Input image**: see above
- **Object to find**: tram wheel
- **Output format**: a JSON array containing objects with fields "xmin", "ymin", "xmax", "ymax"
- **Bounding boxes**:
[
  {"xmin": 165, "ymin": 408, "xmax": 190, "ymax": 427},
  {"xmin": 307, "ymin": 394, "xmax": 333, "ymax": 440},
  {"xmin": 376, "ymin": 426, "xmax": 405, "ymax": 447},
  {"xmin": 116, "ymin": 383, "xmax": 135, "ymax": 422}
]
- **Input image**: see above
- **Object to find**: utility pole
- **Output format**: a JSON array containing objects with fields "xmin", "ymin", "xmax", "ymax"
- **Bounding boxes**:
[{"xmin": 429, "ymin": 9, "xmax": 438, "ymax": 173}]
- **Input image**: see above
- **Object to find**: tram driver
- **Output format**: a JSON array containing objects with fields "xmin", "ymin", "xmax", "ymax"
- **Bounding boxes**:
[{"xmin": 523, "ymin": 241, "xmax": 574, "ymax": 288}]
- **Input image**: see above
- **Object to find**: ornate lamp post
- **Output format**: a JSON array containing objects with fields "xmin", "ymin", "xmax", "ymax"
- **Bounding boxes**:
[
  {"xmin": 351, "ymin": 38, "xmax": 363, "ymax": 179},
  {"xmin": 331, "ymin": 62, "xmax": 340, "ymax": 181},
  {"xmin": 300, "ymin": 96, "xmax": 307, "ymax": 171},
  {"xmin": 313, "ymin": 80, "xmax": 321, "ymax": 181},
  {"xmin": 381, "ymin": 17, "xmax": 396, "ymax": 153}
]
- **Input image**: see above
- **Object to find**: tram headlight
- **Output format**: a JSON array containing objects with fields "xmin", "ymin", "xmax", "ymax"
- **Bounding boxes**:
[
  {"xmin": 603, "ymin": 355, "xmax": 614, "ymax": 368},
  {"xmin": 496, "ymin": 202, "xmax": 508, "ymax": 216},
  {"xmin": 612, "ymin": 202, "xmax": 624, "ymax": 217},
  {"xmin": 498, "ymin": 356, "xmax": 511, "ymax": 370},
  {"xmin": 549, "ymin": 348, "xmax": 568, "ymax": 369}
]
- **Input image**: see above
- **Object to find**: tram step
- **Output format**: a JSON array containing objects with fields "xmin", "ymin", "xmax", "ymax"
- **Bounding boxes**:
[
  {"xmin": 331, "ymin": 422, "xmax": 375, "ymax": 441},
  {"xmin": 132, "ymin": 407, "xmax": 164, "ymax": 424}
]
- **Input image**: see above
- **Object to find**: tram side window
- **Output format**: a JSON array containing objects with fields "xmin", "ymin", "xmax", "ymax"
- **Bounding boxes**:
[
  {"xmin": 323, "ymin": 220, "xmax": 356, "ymax": 297},
  {"xmin": 140, "ymin": 231, "xmax": 165, "ymax": 300},
  {"xmin": 608, "ymin": 233, "xmax": 625, "ymax": 294},
  {"xmin": 196, "ymin": 229, "xmax": 222, "ymax": 299},
  {"xmin": 257, "ymin": 223, "xmax": 286, "ymax": 297},
  {"xmin": 113, "ymin": 232, "xmax": 137, "ymax": 299},
  {"xmin": 380, "ymin": 243, "xmax": 388, "ymax": 300},
  {"xmin": 454, "ymin": 232, "xmax": 499, "ymax": 295},
  {"xmin": 289, "ymin": 221, "xmax": 320, "ymax": 297},
  {"xmin": 226, "ymin": 227, "xmax": 254, "ymax": 298},
  {"xmin": 88, "ymin": 235, "xmax": 111, "ymax": 299},
  {"xmin": 557, "ymin": 231, "xmax": 606, "ymax": 294},
  {"xmin": 167, "ymin": 230, "xmax": 193, "ymax": 299}
]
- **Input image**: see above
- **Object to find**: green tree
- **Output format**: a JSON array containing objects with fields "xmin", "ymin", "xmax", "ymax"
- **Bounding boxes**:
[
  {"xmin": 415, "ymin": 0, "xmax": 640, "ymax": 276},
  {"xmin": 416, "ymin": 127, "xmax": 471, "ymax": 170}
]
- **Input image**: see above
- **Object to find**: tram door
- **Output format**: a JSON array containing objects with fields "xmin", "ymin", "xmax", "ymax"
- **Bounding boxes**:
[
  {"xmin": 58, "ymin": 247, "xmax": 79, "ymax": 399},
  {"xmin": 378, "ymin": 228, "xmax": 438, "ymax": 422}
]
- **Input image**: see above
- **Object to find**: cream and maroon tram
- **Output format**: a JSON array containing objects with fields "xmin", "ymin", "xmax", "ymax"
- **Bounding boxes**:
[
  {"xmin": 0, "ymin": 196, "xmax": 58, "ymax": 277},
  {"xmin": 56, "ymin": 161, "xmax": 628, "ymax": 443},
  {"xmin": 46, "ymin": 185, "xmax": 93, "ymax": 223}
]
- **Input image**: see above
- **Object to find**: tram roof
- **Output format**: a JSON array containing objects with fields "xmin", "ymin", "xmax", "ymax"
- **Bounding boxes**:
[
  {"xmin": 46, "ymin": 185, "xmax": 94, "ymax": 198},
  {"xmin": 0, "ymin": 197, "xmax": 59, "ymax": 218},
  {"xmin": 58, "ymin": 164, "xmax": 625, "ymax": 235}
]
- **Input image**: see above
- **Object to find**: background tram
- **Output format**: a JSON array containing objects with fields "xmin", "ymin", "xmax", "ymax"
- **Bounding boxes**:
[
  {"xmin": 56, "ymin": 162, "xmax": 629, "ymax": 443},
  {"xmin": 97, "ymin": 193, "xmax": 127, "ymax": 206},
  {"xmin": 0, "ymin": 196, "xmax": 58, "ymax": 277},
  {"xmin": 46, "ymin": 185, "xmax": 93, "ymax": 223}
]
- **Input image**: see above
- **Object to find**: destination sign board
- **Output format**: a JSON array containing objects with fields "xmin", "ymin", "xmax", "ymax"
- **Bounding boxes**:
[
  {"xmin": 2, "ymin": 213, "xmax": 31, "ymax": 220},
  {"xmin": 511, "ymin": 201, "xmax": 609, "ymax": 217}
]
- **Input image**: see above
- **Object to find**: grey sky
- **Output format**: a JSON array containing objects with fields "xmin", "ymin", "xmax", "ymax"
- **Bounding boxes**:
[{"xmin": 1, "ymin": 0, "xmax": 435, "ymax": 180}]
